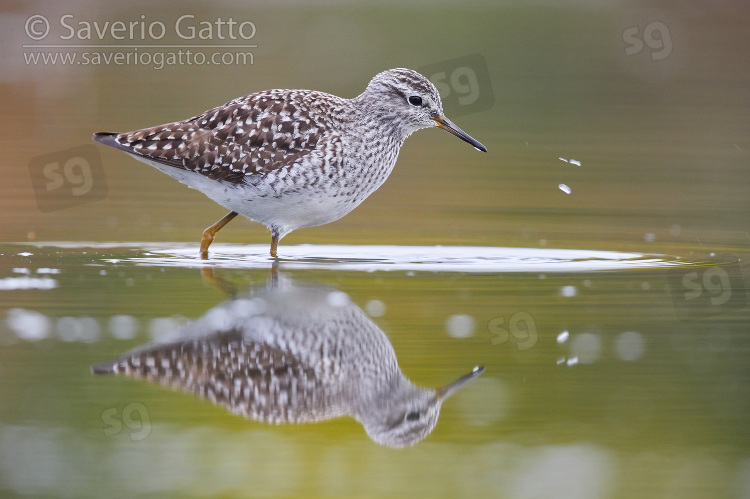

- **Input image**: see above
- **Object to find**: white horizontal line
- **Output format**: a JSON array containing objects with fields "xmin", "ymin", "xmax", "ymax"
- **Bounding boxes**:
[{"xmin": 22, "ymin": 45, "xmax": 258, "ymax": 48}]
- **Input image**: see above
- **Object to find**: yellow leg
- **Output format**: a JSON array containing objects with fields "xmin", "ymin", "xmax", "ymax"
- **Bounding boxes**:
[
  {"xmin": 270, "ymin": 232, "xmax": 279, "ymax": 258},
  {"xmin": 200, "ymin": 267, "xmax": 237, "ymax": 296},
  {"xmin": 200, "ymin": 211, "xmax": 238, "ymax": 259}
]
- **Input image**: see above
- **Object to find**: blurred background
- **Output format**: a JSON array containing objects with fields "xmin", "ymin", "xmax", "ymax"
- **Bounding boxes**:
[
  {"xmin": 1, "ymin": 0, "xmax": 748, "ymax": 253},
  {"xmin": 1, "ymin": 1, "xmax": 749, "ymax": 497}
]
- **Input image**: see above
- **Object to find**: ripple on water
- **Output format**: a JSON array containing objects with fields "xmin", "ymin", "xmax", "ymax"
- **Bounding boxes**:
[{"xmin": 123, "ymin": 243, "xmax": 682, "ymax": 273}]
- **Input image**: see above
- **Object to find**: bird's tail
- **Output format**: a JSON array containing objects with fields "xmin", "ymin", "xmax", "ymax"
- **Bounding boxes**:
[
  {"xmin": 92, "ymin": 132, "xmax": 122, "ymax": 149},
  {"xmin": 90, "ymin": 360, "xmax": 117, "ymax": 374}
]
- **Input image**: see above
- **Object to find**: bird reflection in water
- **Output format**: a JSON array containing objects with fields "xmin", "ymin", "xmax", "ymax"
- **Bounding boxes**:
[{"xmin": 92, "ymin": 277, "xmax": 484, "ymax": 447}]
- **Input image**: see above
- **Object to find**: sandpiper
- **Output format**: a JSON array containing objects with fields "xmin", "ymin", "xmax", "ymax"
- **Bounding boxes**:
[
  {"xmin": 93, "ymin": 68, "xmax": 487, "ymax": 258},
  {"xmin": 92, "ymin": 277, "xmax": 484, "ymax": 447}
]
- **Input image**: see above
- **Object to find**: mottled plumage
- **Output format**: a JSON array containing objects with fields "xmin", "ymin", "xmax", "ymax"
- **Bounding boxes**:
[
  {"xmin": 92, "ymin": 278, "xmax": 484, "ymax": 447},
  {"xmin": 93, "ymin": 68, "xmax": 487, "ymax": 257}
]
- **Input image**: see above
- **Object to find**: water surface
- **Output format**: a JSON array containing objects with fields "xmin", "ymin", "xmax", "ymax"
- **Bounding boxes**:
[
  {"xmin": 2, "ymin": 1, "xmax": 749, "ymax": 497},
  {"xmin": 1, "ymin": 242, "xmax": 748, "ymax": 497}
]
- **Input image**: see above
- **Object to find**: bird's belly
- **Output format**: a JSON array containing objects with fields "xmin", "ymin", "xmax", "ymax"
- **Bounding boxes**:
[
  {"xmin": 231, "ymin": 187, "xmax": 363, "ymax": 231},
  {"xmin": 130, "ymin": 154, "xmax": 371, "ymax": 232}
]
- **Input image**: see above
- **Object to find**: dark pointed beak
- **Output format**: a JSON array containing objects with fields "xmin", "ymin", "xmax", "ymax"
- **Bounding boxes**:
[
  {"xmin": 435, "ymin": 365, "xmax": 485, "ymax": 401},
  {"xmin": 432, "ymin": 116, "xmax": 487, "ymax": 153}
]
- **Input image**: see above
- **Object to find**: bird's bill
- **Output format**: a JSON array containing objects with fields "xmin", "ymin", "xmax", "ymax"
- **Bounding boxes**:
[
  {"xmin": 432, "ymin": 116, "xmax": 487, "ymax": 153},
  {"xmin": 435, "ymin": 365, "xmax": 485, "ymax": 401}
]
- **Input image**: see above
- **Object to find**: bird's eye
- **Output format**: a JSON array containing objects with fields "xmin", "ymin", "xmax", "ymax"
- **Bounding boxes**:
[
  {"xmin": 406, "ymin": 411, "xmax": 420, "ymax": 421},
  {"xmin": 408, "ymin": 96, "xmax": 423, "ymax": 107}
]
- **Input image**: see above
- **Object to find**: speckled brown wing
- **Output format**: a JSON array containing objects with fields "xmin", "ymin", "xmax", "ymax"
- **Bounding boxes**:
[
  {"xmin": 94, "ymin": 89, "xmax": 344, "ymax": 184},
  {"xmin": 92, "ymin": 330, "xmax": 328, "ymax": 423}
]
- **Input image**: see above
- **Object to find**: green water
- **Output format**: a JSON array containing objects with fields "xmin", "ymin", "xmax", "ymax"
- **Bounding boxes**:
[
  {"xmin": 2, "ymin": 1, "xmax": 750, "ymax": 497},
  {"xmin": 0, "ymin": 243, "xmax": 748, "ymax": 497}
]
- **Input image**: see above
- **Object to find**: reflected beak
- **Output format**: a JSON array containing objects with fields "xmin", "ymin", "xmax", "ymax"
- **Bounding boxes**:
[
  {"xmin": 432, "ymin": 116, "xmax": 488, "ymax": 153},
  {"xmin": 435, "ymin": 365, "xmax": 485, "ymax": 401}
]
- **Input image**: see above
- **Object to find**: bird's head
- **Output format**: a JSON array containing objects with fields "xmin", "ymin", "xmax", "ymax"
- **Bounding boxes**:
[{"xmin": 359, "ymin": 68, "xmax": 487, "ymax": 152}]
